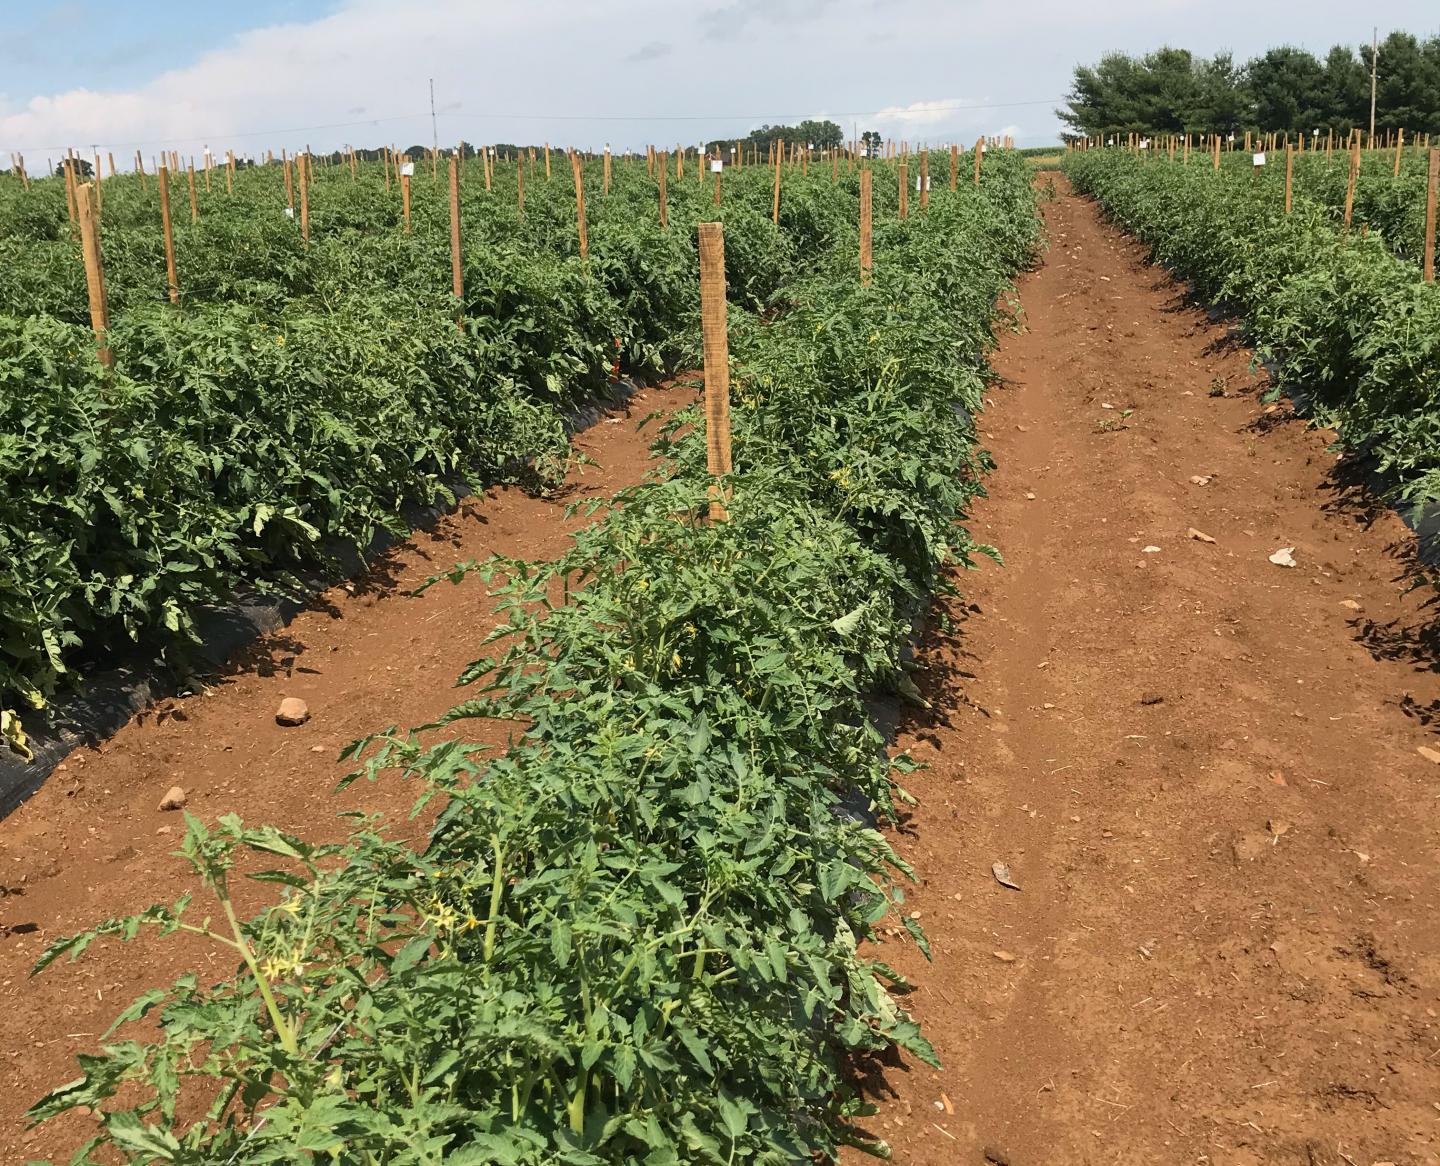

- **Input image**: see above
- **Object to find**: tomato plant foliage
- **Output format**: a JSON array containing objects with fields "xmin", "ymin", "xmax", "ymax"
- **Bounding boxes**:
[{"xmin": 22, "ymin": 153, "xmax": 1040, "ymax": 1163}]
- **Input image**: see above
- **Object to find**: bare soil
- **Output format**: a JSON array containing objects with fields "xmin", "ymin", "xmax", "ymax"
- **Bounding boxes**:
[
  {"xmin": 845, "ymin": 179, "xmax": 1440, "ymax": 1165},
  {"xmin": 0, "ymin": 381, "xmax": 692, "ymax": 1162}
]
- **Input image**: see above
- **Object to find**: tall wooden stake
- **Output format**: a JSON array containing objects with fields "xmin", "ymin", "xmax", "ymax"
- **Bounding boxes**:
[
  {"xmin": 898, "ymin": 160, "xmax": 908, "ymax": 219},
  {"xmin": 696, "ymin": 221, "xmax": 732, "ymax": 522},
  {"xmin": 1344, "ymin": 140, "xmax": 1360, "ymax": 229},
  {"xmin": 401, "ymin": 157, "xmax": 411, "ymax": 232},
  {"xmin": 448, "ymin": 155, "xmax": 464, "ymax": 303},
  {"xmin": 1424, "ymin": 148, "xmax": 1439, "ymax": 283},
  {"xmin": 772, "ymin": 138, "xmax": 782, "ymax": 224},
  {"xmin": 157, "ymin": 163, "xmax": 179, "ymax": 304},
  {"xmin": 299, "ymin": 152, "xmax": 310, "ymax": 244},
  {"xmin": 518, "ymin": 155, "xmax": 525, "ymax": 214},
  {"xmin": 75, "ymin": 183, "xmax": 112, "ymax": 367},
  {"xmin": 859, "ymin": 168, "xmax": 872, "ymax": 285},
  {"xmin": 1284, "ymin": 145, "xmax": 1294, "ymax": 214},
  {"xmin": 974, "ymin": 138, "xmax": 983, "ymax": 186},
  {"xmin": 658, "ymin": 151, "xmax": 668, "ymax": 229},
  {"xmin": 950, "ymin": 142, "xmax": 959, "ymax": 191},
  {"xmin": 572, "ymin": 154, "xmax": 588, "ymax": 259},
  {"xmin": 63, "ymin": 158, "xmax": 78, "ymax": 233}
]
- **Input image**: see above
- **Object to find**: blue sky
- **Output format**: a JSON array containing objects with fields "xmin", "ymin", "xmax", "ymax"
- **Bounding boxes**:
[
  {"xmin": 1, "ymin": 2, "xmax": 334, "ymax": 97},
  {"xmin": 1, "ymin": 0, "xmax": 1437, "ymax": 165}
]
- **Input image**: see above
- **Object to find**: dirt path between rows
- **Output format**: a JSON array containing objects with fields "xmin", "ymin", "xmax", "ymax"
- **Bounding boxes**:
[
  {"xmin": 0, "ymin": 382, "xmax": 691, "ymax": 1162},
  {"xmin": 850, "ymin": 179, "xmax": 1440, "ymax": 1166}
]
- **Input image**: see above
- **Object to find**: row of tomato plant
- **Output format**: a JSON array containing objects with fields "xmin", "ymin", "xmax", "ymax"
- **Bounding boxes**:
[
  {"xmin": 0, "ymin": 157, "xmax": 897, "ymax": 755},
  {"xmin": 1185, "ymin": 147, "xmax": 1438, "ymax": 269},
  {"xmin": 1064, "ymin": 149, "xmax": 1440, "ymax": 507},
  {"xmin": 27, "ymin": 152, "xmax": 1041, "ymax": 1163}
]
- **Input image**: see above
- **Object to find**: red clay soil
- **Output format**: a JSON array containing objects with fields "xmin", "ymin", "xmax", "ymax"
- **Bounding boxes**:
[
  {"xmin": 0, "ymin": 381, "xmax": 692, "ymax": 1162},
  {"xmin": 843, "ymin": 179, "xmax": 1440, "ymax": 1165}
]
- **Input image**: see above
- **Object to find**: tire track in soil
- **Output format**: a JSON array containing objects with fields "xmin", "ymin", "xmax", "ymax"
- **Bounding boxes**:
[
  {"xmin": 847, "ymin": 179, "xmax": 1440, "ymax": 1166},
  {"xmin": 0, "ymin": 382, "xmax": 692, "ymax": 1163}
]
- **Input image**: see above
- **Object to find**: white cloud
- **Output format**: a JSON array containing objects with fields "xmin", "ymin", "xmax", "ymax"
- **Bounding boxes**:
[{"xmin": 2, "ymin": 0, "xmax": 1437, "ymax": 163}]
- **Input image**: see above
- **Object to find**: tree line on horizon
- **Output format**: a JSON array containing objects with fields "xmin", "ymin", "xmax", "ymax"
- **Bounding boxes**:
[{"xmin": 1060, "ymin": 32, "xmax": 1440, "ymax": 139}]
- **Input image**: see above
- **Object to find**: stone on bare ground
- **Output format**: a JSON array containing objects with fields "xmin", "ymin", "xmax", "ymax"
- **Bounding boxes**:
[{"xmin": 275, "ymin": 697, "xmax": 310, "ymax": 726}]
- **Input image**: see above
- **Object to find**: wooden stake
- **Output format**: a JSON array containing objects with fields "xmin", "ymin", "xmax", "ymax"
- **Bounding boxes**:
[
  {"xmin": 448, "ymin": 154, "xmax": 464, "ymax": 302},
  {"xmin": 696, "ymin": 221, "xmax": 731, "ymax": 522},
  {"xmin": 155, "ymin": 163, "xmax": 180, "ymax": 304},
  {"xmin": 604, "ymin": 144, "xmax": 611, "ymax": 194},
  {"xmin": 518, "ymin": 155, "xmax": 525, "ymax": 214},
  {"xmin": 1424, "ymin": 148, "xmax": 1439, "ymax": 283},
  {"xmin": 1344, "ymin": 140, "xmax": 1360, "ymax": 229},
  {"xmin": 545, "ymin": 142, "xmax": 551, "ymax": 179},
  {"xmin": 401, "ymin": 157, "xmax": 411, "ymax": 232},
  {"xmin": 572, "ymin": 153, "xmax": 588, "ymax": 260},
  {"xmin": 1284, "ymin": 145, "xmax": 1293, "ymax": 214},
  {"xmin": 898, "ymin": 160, "xmax": 908, "ymax": 219},
  {"xmin": 974, "ymin": 137, "xmax": 983, "ymax": 186},
  {"xmin": 950, "ymin": 142, "xmax": 958, "ymax": 191},
  {"xmin": 299, "ymin": 152, "xmax": 310, "ymax": 244},
  {"xmin": 714, "ymin": 166, "xmax": 722, "ymax": 206},
  {"xmin": 1395, "ymin": 128, "xmax": 1404, "ymax": 177},
  {"xmin": 859, "ymin": 168, "xmax": 872, "ymax": 285},
  {"xmin": 74, "ymin": 183, "xmax": 112, "ymax": 367},
  {"xmin": 63, "ymin": 158, "xmax": 78, "ymax": 232},
  {"xmin": 772, "ymin": 138, "xmax": 782, "ymax": 224},
  {"xmin": 658, "ymin": 151, "xmax": 668, "ymax": 229},
  {"xmin": 226, "ymin": 150, "xmax": 234, "ymax": 194},
  {"xmin": 107, "ymin": 151, "xmax": 115, "ymax": 178}
]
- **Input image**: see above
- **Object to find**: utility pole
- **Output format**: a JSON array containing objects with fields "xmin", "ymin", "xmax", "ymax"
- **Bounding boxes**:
[
  {"xmin": 430, "ymin": 77, "xmax": 439, "ymax": 160},
  {"xmin": 1369, "ymin": 27, "xmax": 1379, "ymax": 144}
]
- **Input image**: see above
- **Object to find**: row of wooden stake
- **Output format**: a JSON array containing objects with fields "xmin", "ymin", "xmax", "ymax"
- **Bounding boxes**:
[{"xmin": 63, "ymin": 141, "xmax": 989, "ymax": 373}]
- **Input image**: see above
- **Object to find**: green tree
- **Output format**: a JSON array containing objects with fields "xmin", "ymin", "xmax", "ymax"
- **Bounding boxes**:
[
  {"xmin": 860, "ymin": 130, "xmax": 882, "ymax": 157},
  {"xmin": 1371, "ymin": 32, "xmax": 1440, "ymax": 132},
  {"xmin": 1247, "ymin": 46, "xmax": 1327, "ymax": 131},
  {"xmin": 1319, "ymin": 44, "xmax": 1368, "ymax": 134}
]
